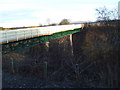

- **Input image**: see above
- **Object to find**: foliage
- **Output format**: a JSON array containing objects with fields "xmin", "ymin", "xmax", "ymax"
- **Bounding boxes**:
[{"xmin": 59, "ymin": 19, "xmax": 70, "ymax": 25}]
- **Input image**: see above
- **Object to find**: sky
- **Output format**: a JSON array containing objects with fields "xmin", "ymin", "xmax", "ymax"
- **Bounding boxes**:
[{"xmin": 0, "ymin": 0, "xmax": 119, "ymax": 28}]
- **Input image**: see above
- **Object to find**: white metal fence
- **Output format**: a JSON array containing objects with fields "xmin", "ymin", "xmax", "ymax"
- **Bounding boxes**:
[{"xmin": 0, "ymin": 24, "xmax": 82, "ymax": 44}]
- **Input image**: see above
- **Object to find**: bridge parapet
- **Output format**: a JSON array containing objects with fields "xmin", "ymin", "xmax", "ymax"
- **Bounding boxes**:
[{"xmin": 0, "ymin": 24, "xmax": 82, "ymax": 44}]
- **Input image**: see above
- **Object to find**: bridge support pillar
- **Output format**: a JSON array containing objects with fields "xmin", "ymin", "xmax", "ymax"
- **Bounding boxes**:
[
  {"xmin": 45, "ymin": 42, "xmax": 49, "ymax": 52},
  {"xmin": 70, "ymin": 34, "xmax": 74, "ymax": 56}
]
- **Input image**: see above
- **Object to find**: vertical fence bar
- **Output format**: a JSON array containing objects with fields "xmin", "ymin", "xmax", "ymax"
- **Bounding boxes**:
[
  {"xmin": 31, "ymin": 30, "xmax": 33, "ymax": 38},
  {"xmin": 16, "ymin": 31, "xmax": 18, "ymax": 41},
  {"xmin": 37, "ymin": 29, "xmax": 39, "ymax": 37},
  {"xmin": 5, "ymin": 32, "xmax": 9, "ymax": 43},
  {"xmin": 24, "ymin": 30, "xmax": 26, "ymax": 39}
]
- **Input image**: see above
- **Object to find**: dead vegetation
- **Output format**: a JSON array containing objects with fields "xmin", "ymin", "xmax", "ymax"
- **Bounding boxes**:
[{"xmin": 2, "ymin": 20, "xmax": 119, "ymax": 88}]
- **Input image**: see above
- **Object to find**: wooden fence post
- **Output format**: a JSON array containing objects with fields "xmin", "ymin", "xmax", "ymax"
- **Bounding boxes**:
[
  {"xmin": 43, "ymin": 61, "xmax": 48, "ymax": 81},
  {"xmin": 75, "ymin": 64, "xmax": 80, "ymax": 81},
  {"xmin": 10, "ymin": 57, "xmax": 15, "ymax": 74}
]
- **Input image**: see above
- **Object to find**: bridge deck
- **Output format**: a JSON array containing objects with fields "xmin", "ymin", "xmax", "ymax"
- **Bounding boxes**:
[{"xmin": 0, "ymin": 24, "xmax": 82, "ymax": 44}]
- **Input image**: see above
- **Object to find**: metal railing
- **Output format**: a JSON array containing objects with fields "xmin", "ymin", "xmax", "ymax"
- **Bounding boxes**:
[{"xmin": 0, "ymin": 24, "xmax": 82, "ymax": 44}]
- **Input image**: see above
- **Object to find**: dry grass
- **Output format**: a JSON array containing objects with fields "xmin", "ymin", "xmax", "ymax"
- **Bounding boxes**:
[{"xmin": 2, "ymin": 20, "xmax": 119, "ymax": 88}]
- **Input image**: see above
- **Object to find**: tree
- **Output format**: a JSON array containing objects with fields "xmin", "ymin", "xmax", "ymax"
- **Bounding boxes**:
[
  {"xmin": 96, "ymin": 6, "xmax": 118, "ymax": 21},
  {"xmin": 59, "ymin": 19, "xmax": 70, "ymax": 25}
]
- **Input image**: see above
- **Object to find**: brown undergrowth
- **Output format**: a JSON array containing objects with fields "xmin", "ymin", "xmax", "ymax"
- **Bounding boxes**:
[{"xmin": 2, "ymin": 20, "xmax": 119, "ymax": 88}]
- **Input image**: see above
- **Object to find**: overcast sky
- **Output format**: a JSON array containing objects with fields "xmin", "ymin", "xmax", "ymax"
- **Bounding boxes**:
[{"xmin": 0, "ymin": 0, "xmax": 119, "ymax": 28}]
